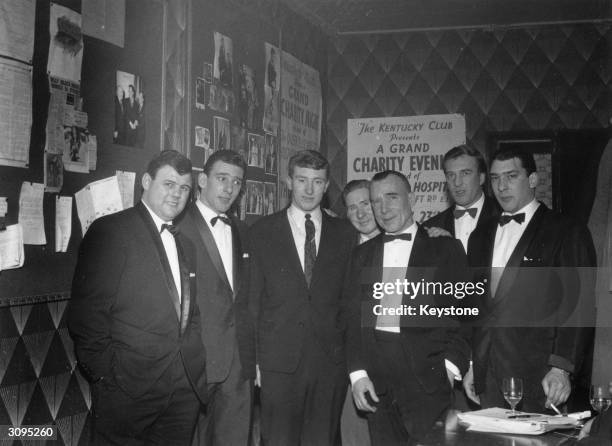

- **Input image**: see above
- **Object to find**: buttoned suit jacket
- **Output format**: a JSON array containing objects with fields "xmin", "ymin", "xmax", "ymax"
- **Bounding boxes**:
[
  {"xmin": 467, "ymin": 203, "xmax": 596, "ymax": 402},
  {"xmin": 176, "ymin": 203, "xmax": 255, "ymax": 382},
  {"xmin": 68, "ymin": 202, "xmax": 207, "ymax": 402},
  {"xmin": 249, "ymin": 208, "xmax": 356, "ymax": 373}
]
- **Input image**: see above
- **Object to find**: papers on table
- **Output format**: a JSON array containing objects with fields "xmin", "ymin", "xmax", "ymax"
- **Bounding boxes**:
[{"xmin": 457, "ymin": 408, "xmax": 579, "ymax": 435}]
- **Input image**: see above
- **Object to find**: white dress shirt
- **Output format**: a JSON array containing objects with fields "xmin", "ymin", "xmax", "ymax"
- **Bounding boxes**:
[
  {"xmin": 196, "ymin": 200, "xmax": 234, "ymax": 290},
  {"xmin": 377, "ymin": 223, "xmax": 418, "ymax": 333},
  {"xmin": 491, "ymin": 199, "xmax": 540, "ymax": 296},
  {"xmin": 454, "ymin": 193, "xmax": 485, "ymax": 252},
  {"xmin": 287, "ymin": 204, "xmax": 322, "ymax": 272},
  {"xmin": 142, "ymin": 201, "xmax": 181, "ymax": 300}
]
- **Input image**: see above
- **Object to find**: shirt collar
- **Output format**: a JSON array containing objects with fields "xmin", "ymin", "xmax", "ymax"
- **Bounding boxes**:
[
  {"xmin": 288, "ymin": 204, "xmax": 322, "ymax": 228},
  {"xmin": 456, "ymin": 192, "xmax": 484, "ymax": 211},
  {"xmin": 386, "ymin": 222, "xmax": 417, "ymax": 238},
  {"xmin": 196, "ymin": 199, "xmax": 227, "ymax": 225},
  {"xmin": 501, "ymin": 198, "xmax": 540, "ymax": 224},
  {"xmin": 141, "ymin": 200, "xmax": 170, "ymax": 232}
]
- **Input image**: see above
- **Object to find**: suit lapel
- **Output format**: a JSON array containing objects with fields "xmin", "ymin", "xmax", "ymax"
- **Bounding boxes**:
[
  {"xmin": 136, "ymin": 203, "xmax": 181, "ymax": 321},
  {"xmin": 494, "ymin": 204, "xmax": 545, "ymax": 301},
  {"xmin": 444, "ymin": 207, "xmax": 456, "ymax": 236},
  {"xmin": 190, "ymin": 206, "xmax": 232, "ymax": 291},
  {"xmin": 277, "ymin": 209, "xmax": 309, "ymax": 287},
  {"xmin": 175, "ymin": 236, "xmax": 190, "ymax": 335},
  {"xmin": 231, "ymin": 217, "xmax": 243, "ymax": 296},
  {"xmin": 477, "ymin": 196, "xmax": 499, "ymax": 229},
  {"xmin": 310, "ymin": 213, "xmax": 333, "ymax": 288}
]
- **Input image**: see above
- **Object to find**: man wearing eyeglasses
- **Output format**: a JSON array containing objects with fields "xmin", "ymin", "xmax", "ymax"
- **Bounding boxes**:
[
  {"xmin": 464, "ymin": 146, "xmax": 595, "ymax": 412},
  {"xmin": 69, "ymin": 150, "xmax": 206, "ymax": 444}
]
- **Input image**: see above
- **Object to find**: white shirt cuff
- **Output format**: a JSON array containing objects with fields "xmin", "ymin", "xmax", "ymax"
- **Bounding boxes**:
[
  {"xmin": 445, "ymin": 359, "xmax": 462, "ymax": 381},
  {"xmin": 349, "ymin": 370, "xmax": 369, "ymax": 386}
]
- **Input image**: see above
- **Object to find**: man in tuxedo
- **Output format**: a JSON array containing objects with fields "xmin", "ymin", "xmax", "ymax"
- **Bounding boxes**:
[
  {"xmin": 68, "ymin": 150, "xmax": 206, "ymax": 445},
  {"xmin": 176, "ymin": 150, "xmax": 254, "ymax": 446},
  {"xmin": 249, "ymin": 150, "xmax": 355, "ymax": 446},
  {"xmin": 340, "ymin": 179, "xmax": 379, "ymax": 446},
  {"xmin": 463, "ymin": 147, "xmax": 596, "ymax": 412},
  {"xmin": 424, "ymin": 144, "xmax": 499, "ymax": 252},
  {"xmin": 345, "ymin": 170, "xmax": 471, "ymax": 445}
]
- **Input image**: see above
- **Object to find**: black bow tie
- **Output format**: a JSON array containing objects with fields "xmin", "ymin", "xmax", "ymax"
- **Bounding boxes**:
[
  {"xmin": 499, "ymin": 213, "xmax": 525, "ymax": 226},
  {"xmin": 161, "ymin": 223, "xmax": 179, "ymax": 236},
  {"xmin": 382, "ymin": 233, "xmax": 412, "ymax": 243},
  {"xmin": 211, "ymin": 215, "xmax": 231, "ymax": 226},
  {"xmin": 453, "ymin": 207, "xmax": 477, "ymax": 219}
]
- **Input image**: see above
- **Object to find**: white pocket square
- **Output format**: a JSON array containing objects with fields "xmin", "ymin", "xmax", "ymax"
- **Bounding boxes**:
[
  {"xmin": 243, "ymin": 253, "xmax": 250, "ymax": 259},
  {"xmin": 189, "ymin": 272, "xmax": 196, "ymax": 277}
]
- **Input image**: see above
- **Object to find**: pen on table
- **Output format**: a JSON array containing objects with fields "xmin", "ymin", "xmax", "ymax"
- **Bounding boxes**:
[
  {"xmin": 508, "ymin": 414, "xmax": 534, "ymax": 419},
  {"xmin": 550, "ymin": 403, "xmax": 563, "ymax": 416}
]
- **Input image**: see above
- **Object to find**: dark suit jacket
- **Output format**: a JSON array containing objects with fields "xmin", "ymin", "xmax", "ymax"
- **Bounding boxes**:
[
  {"xmin": 467, "ymin": 203, "xmax": 596, "ymax": 398},
  {"xmin": 249, "ymin": 208, "xmax": 356, "ymax": 373},
  {"xmin": 345, "ymin": 226, "xmax": 472, "ymax": 393},
  {"xmin": 424, "ymin": 195, "xmax": 500, "ymax": 239},
  {"xmin": 68, "ymin": 202, "xmax": 207, "ymax": 402},
  {"xmin": 176, "ymin": 204, "xmax": 255, "ymax": 382}
]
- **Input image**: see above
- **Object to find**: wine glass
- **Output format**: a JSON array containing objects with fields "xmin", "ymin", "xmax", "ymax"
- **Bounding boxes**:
[
  {"xmin": 502, "ymin": 377, "xmax": 523, "ymax": 415},
  {"xmin": 590, "ymin": 384, "xmax": 612, "ymax": 413}
]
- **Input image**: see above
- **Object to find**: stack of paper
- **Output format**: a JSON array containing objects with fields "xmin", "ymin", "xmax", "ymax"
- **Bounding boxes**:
[{"xmin": 457, "ymin": 408, "xmax": 579, "ymax": 435}]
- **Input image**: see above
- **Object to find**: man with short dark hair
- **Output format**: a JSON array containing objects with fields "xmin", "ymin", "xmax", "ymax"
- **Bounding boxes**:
[
  {"xmin": 464, "ymin": 147, "xmax": 596, "ymax": 411},
  {"xmin": 424, "ymin": 144, "xmax": 499, "ymax": 252},
  {"xmin": 176, "ymin": 150, "xmax": 255, "ymax": 446},
  {"xmin": 345, "ymin": 170, "xmax": 471, "ymax": 445},
  {"xmin": 69, "ymin": 150, "xmax": 206, "ymax": 444},
  {"xmin": 250, "ymin": 150, "xmax": 355, "ymax": 446}
]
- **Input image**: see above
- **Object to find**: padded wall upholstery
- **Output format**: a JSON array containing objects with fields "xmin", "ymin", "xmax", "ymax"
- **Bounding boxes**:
[{"xmin": 325, "ymin": 24, "xmax": 611, "ymax": 212}]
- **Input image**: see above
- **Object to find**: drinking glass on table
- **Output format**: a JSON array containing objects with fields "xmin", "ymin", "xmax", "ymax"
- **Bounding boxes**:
[
  {"xmin": 502, "ymin": 377, "xmax": 523, "ymax": 415},
  {"xmin": 590, "ymin": 384, "xmax": 612, "ymax": 413}
]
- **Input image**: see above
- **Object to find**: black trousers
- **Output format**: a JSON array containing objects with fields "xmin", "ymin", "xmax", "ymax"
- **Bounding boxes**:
[
  {"xmin": 367, "ymin": 331, "xmax": 451, "ymax": 446},
  {"xmin": 92, "ymin": 356, "xmax": 201, "ymax": 445},
  {"xmin": 260, "ymin": 335, "xmax": 347, "ymax": 446},
  {"xmin": 192, "ymin": 346, "xmax": 253, "ymax": 446}
]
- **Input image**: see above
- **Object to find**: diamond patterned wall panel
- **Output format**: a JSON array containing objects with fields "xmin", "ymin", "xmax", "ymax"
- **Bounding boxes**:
[
  {"xmin": 162, "ymin": 0, "xmax": 189, "ymax": 153},
  {"xmin": 0, "ymin": 302, "xmax": 92, "ymax": 446},
  {"xmin": 326, "ymin": 23, "xmax": 612, "ymax": 213}
]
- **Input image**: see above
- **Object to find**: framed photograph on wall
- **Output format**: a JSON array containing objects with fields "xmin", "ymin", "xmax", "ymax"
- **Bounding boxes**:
[{"xmin": 115, "ymin": 70, "xmax": 145, "ymax": 148}]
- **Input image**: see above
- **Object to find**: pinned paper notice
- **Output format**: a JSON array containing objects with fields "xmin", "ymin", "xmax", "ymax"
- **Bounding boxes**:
[
  {"xmin": 75, "ymin": 176, "xmax": 123, "ymax": 235},
  {"xmin": 55, "ymin": 196, "xmax": 72, "ymax": 252},
  {"xmin": 116, "ymin": 170, "xmax": 135, "ymax": 209},
  {"xmin": 18, "ymin": 182, "xmax": 46, "ymax": 245},
  {"xmin": 0, "ymin": 224, "xmax": 25, "ymax": 271}
]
